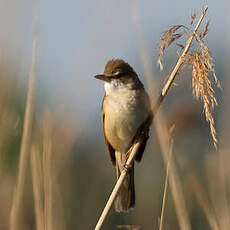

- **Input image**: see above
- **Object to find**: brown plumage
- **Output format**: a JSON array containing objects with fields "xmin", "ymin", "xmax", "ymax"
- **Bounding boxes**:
[{"xmin": 96, "ymin": 59, "xmax": 152, "ymax": 212}]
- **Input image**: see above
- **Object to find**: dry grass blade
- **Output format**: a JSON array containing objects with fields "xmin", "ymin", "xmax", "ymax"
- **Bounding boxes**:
[
  {"xmin": 176, "ymin": 43, "xmax": 185, "ymax": 49},
  {"xmin": 206, "ymin": 151, "xmax": 230, "ymax": 229},
  {"xmin": 42, "ymin": 115, "xmax": 53, "ymax": 230},
  {"xmin": 31, "ymin": 112, "xmax": 69, "ymax": 230},
  {"xmin": 159, "ymin": 138, "xmax": 174, "ymax": 230},
  {"xmin": 188, "ymin": 174, "xmax": 219, "ymax": 230},
  {"xmin": 158, "ymin": 25, "xmax": 183, "ymax": 70},
  {"xmin": 190, "ymin": 11, "xmax": 196, "ymax": 25},
  {"xmin": 200, "ymin": 20, "xmax": 210, "ymax": 39},
  {"xmin": 9, "ymin": 10, "xmax": 38, "ymax": 230},
  {"xmin": 154, "ymin": 111, "xmax": 191, "ymax": 230},
  {"xmin": 31, "ymin": 146, "xmax": 44, "ymax": 230}
]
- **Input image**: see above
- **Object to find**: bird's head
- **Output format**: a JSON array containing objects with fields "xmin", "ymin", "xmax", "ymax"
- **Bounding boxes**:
[{"xmin": 94, "ymin": 59, "xmax": 143, "ymax": 93}]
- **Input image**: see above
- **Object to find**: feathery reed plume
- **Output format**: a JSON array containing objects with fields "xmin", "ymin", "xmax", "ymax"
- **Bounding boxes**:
[
  {"xmin": 157, "ymin": 25, "xmax": 183, "ymax": 70},
  {"xmin": 185, "ymin": 51, "xmax": 218, "ymax": 147},
  {"xmin": 195, "ymin": 34, "xmax": 220, "ymax": 88},
  {"xmin": 184, "ymin": 33, "xmax": 221, "ymax": 147},
  {"xmin": 158, "ymin": 6, "xmax": 220, "ymax": 148}
]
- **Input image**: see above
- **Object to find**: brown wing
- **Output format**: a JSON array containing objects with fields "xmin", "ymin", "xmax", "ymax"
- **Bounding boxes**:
[
  {"xmin": 134, "ymin": 114, "xmax": 152, "ymax": 162},
  {"xmin": 134, "ymin": 91, "xmax": 153, "ymax": 162},
  {"xmin": 101, "ymin": 94, "xmax": 116, "ymax": 165}
]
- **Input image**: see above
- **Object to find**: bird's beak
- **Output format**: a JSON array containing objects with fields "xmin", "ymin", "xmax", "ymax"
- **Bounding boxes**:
[{"xmin": 94, "ymin": 74, "xmax": 110, "ymax": 82}]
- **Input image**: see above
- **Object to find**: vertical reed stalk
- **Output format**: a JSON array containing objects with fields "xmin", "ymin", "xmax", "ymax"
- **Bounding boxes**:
[
  {"xmin": 9, "ymin": 10, "xmax": 38, "ymax": 230},
  {"xmin": 154, "ymin": 112, "xmax": 191, "ymax": 230},
  {"xmin": 42, "ymin": 117, "xmax": 53, "ymax": 230},
  {"xmin": 31, "ymin": 146, "xmax": 45, "ymax": 230},
  {"xmin": 159, "ymin": 138, "xmax": 173, "ymax": 230}
]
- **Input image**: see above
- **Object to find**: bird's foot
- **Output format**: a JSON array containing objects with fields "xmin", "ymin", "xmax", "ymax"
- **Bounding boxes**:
[{"xmin": 121, "ymin": 163, "xmax": 132, "ymax": 173}]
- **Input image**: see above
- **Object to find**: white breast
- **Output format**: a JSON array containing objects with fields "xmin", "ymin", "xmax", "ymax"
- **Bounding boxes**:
[{"xmin": 103, "ymin": 81, "xmax": 149, "ymax": 152}]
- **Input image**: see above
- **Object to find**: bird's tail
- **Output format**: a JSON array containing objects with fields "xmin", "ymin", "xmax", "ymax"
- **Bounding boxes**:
[{"xmin": 115, "ymin": 151, "xmax": 135, "ymax": 212}]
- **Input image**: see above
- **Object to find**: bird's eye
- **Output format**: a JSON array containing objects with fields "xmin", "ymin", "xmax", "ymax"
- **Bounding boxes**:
[
  {"xmin": 114, "ymin": 71, "xmax": 121, "ymax": 76},
  {"xmin": 113, "ymin": 71, "xmax": 126, "ymax": 78}
]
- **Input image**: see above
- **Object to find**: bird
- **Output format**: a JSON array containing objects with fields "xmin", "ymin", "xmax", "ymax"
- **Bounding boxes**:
[{"xmin": 95, "ymin": 59, "xmax": 152, "ymax": 212}]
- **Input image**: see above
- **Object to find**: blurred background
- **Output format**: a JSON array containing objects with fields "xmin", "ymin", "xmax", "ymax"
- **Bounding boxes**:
[{"xmin": 0, "ymin": 0, "xmax": 229, "ymax": 229}]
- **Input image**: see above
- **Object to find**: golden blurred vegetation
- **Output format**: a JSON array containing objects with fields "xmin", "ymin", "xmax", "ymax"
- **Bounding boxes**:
[{"xmin": 0, "ymin": 5, "xmax": 229, "ymax": 230}]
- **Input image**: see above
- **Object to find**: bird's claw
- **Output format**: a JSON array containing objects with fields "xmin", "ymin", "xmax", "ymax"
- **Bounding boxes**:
[{"xmin": 121, "ymin": 163, "xmax": 132, "ymax": 173}]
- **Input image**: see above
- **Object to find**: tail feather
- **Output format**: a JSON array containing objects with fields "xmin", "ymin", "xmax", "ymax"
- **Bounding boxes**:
[{"xmin": 115, "ymin": 151, "xmax": 135, "ymax": 212}]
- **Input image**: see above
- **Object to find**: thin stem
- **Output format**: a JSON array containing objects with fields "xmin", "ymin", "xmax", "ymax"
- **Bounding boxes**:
[
  {"xmin": 154, "ymin": 112, "xmax": 191, "ymax": 230},
  {"xmin": 9, "ymin": 10, "xmax": 38, "ymax": 230},
  {"xmin": 159, "ymin": 138, "xmax": 174, "ymax": 230},
  {"xmin": 31, "ymin": 146, "xmax": 45, "ymax": 230},
  {"xmin": 42, "ymin": 117, "xmax": 53, "ymax": 230}
]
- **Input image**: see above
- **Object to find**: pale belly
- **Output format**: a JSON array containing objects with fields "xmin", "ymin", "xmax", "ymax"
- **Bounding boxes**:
[{"xmin": 104, "ymin": 92, "xmax": 149, "ymax": 152}]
